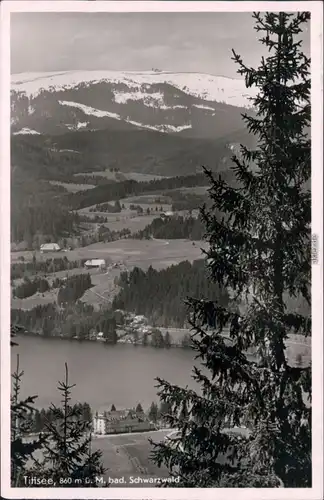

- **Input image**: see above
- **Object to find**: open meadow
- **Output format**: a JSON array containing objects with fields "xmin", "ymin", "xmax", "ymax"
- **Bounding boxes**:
[
  {"xmin": 74, "ymin": 170, "xmax": 169, "ymax": 182},
  {"xmin": 48, "ymin": 180, "xmax": 96, "ymax": 192},
  {"xmin": 12, "ymin": 238, "xmax": 207, "ymax": 269},
  {"xmin": 11, "ymin": 290, "xmax": 58, "ymax": 310},
  {"xmin": 78, "ymin": 211, "xmax": 161, "ymax": 233}
]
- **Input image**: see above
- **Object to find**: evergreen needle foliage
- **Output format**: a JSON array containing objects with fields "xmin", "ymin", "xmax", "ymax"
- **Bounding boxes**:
[
  {"xmin": 37, "ymin": 363, "xmax": 107, "ymax": 487},
  {"xmin": 10, "ymin": 324, "xmax": 24, "ymax": 346},
  {"xmin": 10, "ymin": 330, "xmax": 106, "ymax": 487},
  {"xmin": 150, "ymin": 12, "xmax": 311, "ymax": 488},
  {"xmin": 11, "ymin": 354, "xmax": 46, "ymax": 486}
]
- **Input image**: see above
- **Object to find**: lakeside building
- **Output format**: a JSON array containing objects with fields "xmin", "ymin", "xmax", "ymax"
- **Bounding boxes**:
[
  {"xmin": 40, "ymin": 243, "xmax": 61, "ymax": 253},
  {"xmin": 93, "ymin": 408, "xmax": 155, "ymax": 435}
]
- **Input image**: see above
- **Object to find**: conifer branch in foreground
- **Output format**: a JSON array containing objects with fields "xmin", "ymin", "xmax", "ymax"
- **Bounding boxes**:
[{"xmin": 150, "ymin": 11, "xmax": 311, "ymax": 488}]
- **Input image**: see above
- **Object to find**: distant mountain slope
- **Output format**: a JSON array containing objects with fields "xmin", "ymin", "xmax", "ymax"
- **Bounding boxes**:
[
  {"xmin": 11, "ymin": 126, "xmax": 254, "ymax": 180},
  {"xmin": 11, "ymin": 70, "xmax": 255, "ymax": 139}
]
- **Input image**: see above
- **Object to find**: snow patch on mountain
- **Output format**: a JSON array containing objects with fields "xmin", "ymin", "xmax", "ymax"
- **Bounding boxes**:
[
  {"xmin": 113, "ymin": 90, "xmax": 164, "ymax": 106},
  {"xmin": 113, "ymin": 89, "xmax": 187, "ymax": 110},
  {"xmin": 13, "ymin": 127, "xmax": 40, "ymax": 135},
  {"xmin": 11, "ymin": 70, "xmax": 256, "ymax": 108},
  {"xmin": 160, "ymin": 124, "xmax": 192, "ymax": 133},
  {"xmin": 58, "ymin": 100, "xmax": 190, "ymax": 134},
  {"xmin": 66, "ymin": 122, "xmax": 89, "ymax": 131},
  {"xmin": 59, "ymin": 100, "xmax": 120, "ymax": 120},
  {"xmin": 193, "ymin": 104, "xmax": 215, "ymax": 111},
  {"xmin": 125, "ymin": 119, "xmax": 191, "ymax": 133}
]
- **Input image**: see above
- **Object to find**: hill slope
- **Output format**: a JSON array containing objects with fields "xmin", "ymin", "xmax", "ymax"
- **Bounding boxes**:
[{"xmin": 11, "ymin": 125, "xmax": 254, "ymax": 180}]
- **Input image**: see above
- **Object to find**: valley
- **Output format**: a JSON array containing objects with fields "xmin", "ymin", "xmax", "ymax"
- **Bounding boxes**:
[{"xmin": 10, "ymin": 68, "xmax": 309, "ymax": 362}]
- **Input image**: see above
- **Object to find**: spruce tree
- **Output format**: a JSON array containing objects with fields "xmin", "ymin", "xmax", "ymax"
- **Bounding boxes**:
[
  {"xmin": 150, "ymin": 12, "xmax": 311, "ymax": 488},
  {"xmin": 11, "ymin": 354, "xmax": 46, "ymax": 486},
  {"xmin": 38, "ymin": 363, "xmax": 107, "ymax": 487},
  {"xmin": 148, "ymin": 402, "xmax": 159, "ymax": 423},
  {"xmin": 136, "ymin": 403, "xmax": 144, "ymax": 414}
]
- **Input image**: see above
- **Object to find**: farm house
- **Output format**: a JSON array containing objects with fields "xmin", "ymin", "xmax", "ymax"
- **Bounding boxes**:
[
  {"xmin": 84, "ymin": 258, "xmax": 106, "ymax": 269},
  {"xmin": 40, "ymin": 243, "xmax": 61, "ymax": 253}
]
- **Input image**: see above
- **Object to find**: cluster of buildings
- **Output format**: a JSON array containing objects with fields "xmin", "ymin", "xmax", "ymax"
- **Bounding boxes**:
[
  {"xmin": 92, "ymin": 407, "xmax": 156, "ymax": 435},
  {"xmin": 117, "ymin": 314, "xmax": 152, "ymax": 344},
  {"xmin": 84, "ymin": 259, "xmax": 127, "ymax": 271}
]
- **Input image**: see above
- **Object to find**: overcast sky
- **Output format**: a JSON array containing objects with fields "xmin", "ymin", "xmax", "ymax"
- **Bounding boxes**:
[{"xmin": 11, "ymin": 12, "xmax": 310, "ymax": 77}]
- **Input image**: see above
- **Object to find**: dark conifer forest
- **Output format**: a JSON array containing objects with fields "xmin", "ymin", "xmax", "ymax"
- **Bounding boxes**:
[
  {"xmin": 133, "ymin": 215, "xmax": 205, "ymax": 240},
  {"xmin": 57, "ymin": 273, "xmax": 92, "ymax": 305},
  {"xmin": 113, "ymin": 260, "xmax": 230, "ymax": 327}
]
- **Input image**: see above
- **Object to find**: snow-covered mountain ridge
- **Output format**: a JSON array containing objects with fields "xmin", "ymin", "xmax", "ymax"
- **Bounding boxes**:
[
  {"xmin": 11, "ymin": 70, "xmax": 255, "ymax": 107},
  {"xmin": 11, "ymin": 70, "xmax": 256, "ymax": 139}
]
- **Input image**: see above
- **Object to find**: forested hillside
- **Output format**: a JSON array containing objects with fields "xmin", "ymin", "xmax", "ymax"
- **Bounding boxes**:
[
  {"xmin": 11, "ymin": 161, "xmax": 211, "ymax": 244},
  {"xmin": 11, "ymin": 127, "xmax": 242, "ymax": 179},
  {"xmin": 11, "ymin": 302, "xmax": 118, "ymax": 343},
  {"xmin": 112, "ymin": 260, "xmax": 230, "ymax": 327},
  {"xmin": 11, "ymin": 168, "xmax": 81, "ymax": 245},
  {"xmin": 133, "ymin": 216, "xmax": 205, "ymax": 240}
]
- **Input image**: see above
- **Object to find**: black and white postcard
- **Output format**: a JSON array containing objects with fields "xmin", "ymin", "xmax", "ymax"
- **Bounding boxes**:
[{"xmin": 1, "ymin": 1, "xmax": 323, "ymax": 499}]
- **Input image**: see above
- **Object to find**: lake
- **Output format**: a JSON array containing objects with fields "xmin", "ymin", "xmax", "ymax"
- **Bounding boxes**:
[{"xmin": 11, "ymin": 335, "xmax": 198, "ymax": 412}]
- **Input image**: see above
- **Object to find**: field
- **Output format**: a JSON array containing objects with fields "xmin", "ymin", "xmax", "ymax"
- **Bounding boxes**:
[
  {"xmin": 11, "ymin": 290, "xmax": 58, "ymax": 310},
  {"xmin": 80, "ymin": 268, "xmax": 121, "ymax": 308},
  {"xmin": 74, "ymin": 170, "xmax": 169, "ymax": 182},
  {"xmin": 12, "ymin": 239, "xmax": 206, "ymax": 268},
  {"xmin": 78, "ymin": 210, "xmax": 161, "ymax": 233},
  {"xmin": 178, "ymin": 185, "xmax": 209, "ymax": 195},
  {"xmin": 91, "ymin": 429, "xmax": 171, "ymax": 486},
  {"xmin": 119, "ymin": 194, "xmax": 171, "ymax": 204},
  {"xmin": 75, "ymin": 239, "xmax": 207, "ymax": 270},
  {"xmin": 48, "ymin": 180, "xmax": 96, "ymax": 192}
]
